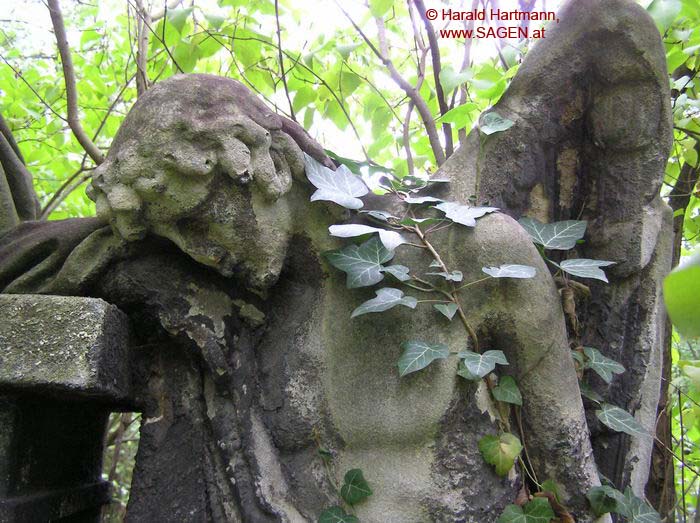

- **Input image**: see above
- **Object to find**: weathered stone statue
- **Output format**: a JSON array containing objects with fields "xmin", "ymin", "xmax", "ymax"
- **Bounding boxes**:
[{"xmin": 0, "ymin": 0, "xmax": 671, "ymax": 521}]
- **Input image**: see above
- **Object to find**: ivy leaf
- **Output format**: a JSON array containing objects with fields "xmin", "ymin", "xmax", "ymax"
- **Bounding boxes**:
[
  {"xmin": 482, "ymin": 264, "xmax": 536, "ymax": 279},
  {"xmin": 583, "ymin": 347, "xmax": 625, "ymax": 383},
  {"xmin": 381, "ymin": 265, "xmax": 410, "ymax": 282},
  {"xmin": 426, "ymin": 270, "xmax": 463, "ymax": 282},
  {"xmin": 458, "ymin": 350, "xmax": 508, "ymax": 378},
  {"xmin": 596, "ymin": 404, "xmax": 650, "ymax": 438},
  {"xmin": 478, "ymin": 433, "xmax": 523, "ymax": 477},
  {"xmin": 359, "ymin": 210, "xmax": 397, "ymax": 222},
  {"xmin": 492, "ymin": 376, "xmax": 522, "ymax": 406},
  {"xmin": 351, "ymin": 288, "xmax": 417, "ymax": 318},
  {"xmin": 325, "ymin": 237, "xmax": 393, "ymax": 288},
  {"xmin": 579, "ymin": 382, "xmax": 603, "ymax": 404},
  {"xmin": 560, "ymin": 259, "xmax": 615, "ymax": 282},
  {"xmin": 429, "ymin": 260, "xmax": 442, "ymax": 268},
  {"xmin": 435, "ymin": 201, "xmax": 499, "ymax": 227},
  {"xmin": 304, "ymin": 153, "xmax": 368, "ymax": 209},
  {"xmin": 340, "ymin": 469, "xmax": 372, "ymax": 505},
  {"xmin": 318, "ymin": 506, "xmax": 359, "ymax": 523},
  {"xmin": 518, "ymin": 217, "xmax": 587, "ymax": 250},
  {"xmin": 479, "ymin": 111, "xmax": 515, "ymax": 135},
  {"xmin": 615, "ymin": 487, "xmax": 661, "ymax": 522},
  {"xmin": 457, "ymin": 361, "xmax": 481, "ymax": 381},
  {"xmin": 586, "ymin": 485, "xmax": 621, "ymax": 517},
  {"xmin": 497, "ymin": 498, "xmax": 555, "ymax": 523},
  {"xmin": 398, "ymin": 340, "xmax": 450, "ymax": 377},
  {"xmin": 404, "ymin": 195, "xmax": 444, "ymax": 204},
  {"xmin": 434, "ymin": 303, "xmax": 458, "ymax": 320},
  {"xmin": 329, "ymin": 224, "xmax": 407, "ymax": 251}
]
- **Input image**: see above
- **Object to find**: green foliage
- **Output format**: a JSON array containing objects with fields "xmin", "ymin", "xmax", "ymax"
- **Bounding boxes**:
[
  {"xmin": 339, "ymin": 469, "xmax": 372, "ymax": 505},
  {"xmin": 596, "ymin": 403, "xmax": 650, "ymax": 438},
  {"xmin": 497, "ymin": 498, "xmax": 554, "ymax": 523},
  {"xmin": 582, "ymin": 347, "xmax": 625, "ymax": 383},
  {"xmin": 482, "ymin": 265, "xmax": 536, "ymax": 279},
  {"xmin": 318, "ymin": 506, "xmax": 359, "ymax": 523},
  {"xmin": 518, "ymin": 218, "xmax": 588, "ymax": 251},
  {"xmin": 324, "ymin": 237, "xmax": 394, "ymax": 289},
  {"xmin": 458, "ymin": 350, "xmax": 508, "ymax": 379},
  {"xmin": 492, "ymin": 376, "xmax": 522, "ymax": 406},
  {"xmin": 586, "ymin": 485, "xmax": 661, "ymax": 522},
  {"xmin": 664, "ymin": 249, "xmax": 700, "ymax": 338},
  {"xmin": 478, "ymin": 432, "xmax": 523, "ymax": 477},
  {"xmin": 350, "ymin": 288, "xmax": 417, "ymax": 318},
  {"xmin": 586, "ymin": 485, "xmax": 621, "ymax": 517},
  {"xmin": 397, "ymin": 340, "xmax": 450, "ymax": 377},
  {"xmin": 305, "ymin": 155, "xmax": 368, "ymax": 209},
  {"xmin": 479, "ymin": 111, "xmax": 515, "ymax": 135}
]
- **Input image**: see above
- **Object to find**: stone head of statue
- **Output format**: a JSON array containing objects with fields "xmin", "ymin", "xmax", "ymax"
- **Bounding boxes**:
[{"xmin": 88, "ymin": 74, "xmax": 328, "ymax": 290}]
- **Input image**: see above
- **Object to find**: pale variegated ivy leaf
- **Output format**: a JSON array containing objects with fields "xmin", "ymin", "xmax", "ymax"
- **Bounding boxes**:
[
  {"xmin": 560, "ymin": 259, "xmax": 615, "ymax": 282},
  {"xmin": 492, "ymin": 376, "xmax": 522, "ymax": 406},
  {"xmin": 434, "ymin": 201, "xmax": 499, "ymax": 227},
  {"xmin": 434, "ymin": 303, "xmax": 458, "ymax": 320},
  {"xmin": 398, "ymin": 340, "xmax": 450, "ymax": 377},
  {"xmin": 304, "ymin": 153, "xmax": 368, "ymax": 209},
  {"xmin": 596, "ymin": 404, "xmax": 650, "ymax": 438},
  {"xmin": 482, "ymin": 264, "xmax": 536, "ymax": 279},
  {"xmin": 615, "ymin": 487, "xmax": 661, "ymax": 522},
  {"xmin": 359, "ymin": 210, "xmax": 397, "ymax": 222},
  {"xmin": 457, "ymin": 361, "xmax": 481, "ymax": 381},
  {"xmin": 403, "ymin": 195, "xmax": 443, "ymax": 204},
  {"xmin": 324, "ymin": 237, "xmax": 393, "ymax": 289},
  {"xmin": 479, "ymin": 111, "xmax": 515, "ymax": 136},
  {"xmin": 427, "ymin": 270, "xmax": 463, "ymax": 282},
  {"xmin": 478, "ymin": 432, "xmax": 522, "ymax": 477},
  {"xmin": 429, "ymin": 260, "xmax": 442, "ymax": 268},
  {"xmin": 583, "ymin": 347, "xmax": 625, "ymax": 383},
  {"xmin": 381, "ymin": 265, "xmax": 410, "ymax": 282},
  {"xmin": 339, "ymin": 469, "xmax": 372, "ymax": 505},
  {"xmin": 458, "ymin": 350, "xmax": 508, "ymax": 377},
  {"xmin": 318, "ymin": 507, "xmax": 359, "ymax": 523},
  {"xmin": 329, "ymin": 224, "xmax": 407, "ymax": 251},
  {"xmin": 351, "ymin": 288, "xmax": 417, "ymax": 318},
  {"xmin": 497, "ymin": 498, "xmax": 555, "ymax": 523},
  {"xmin": 518, "ymin": 217, "xmax": 587, "ymax": 250}
]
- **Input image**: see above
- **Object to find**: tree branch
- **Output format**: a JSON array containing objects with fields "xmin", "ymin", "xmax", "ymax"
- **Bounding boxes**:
[
  {"xmin": 274, "ymin": 0, "xmax": 296, "ymax": 121},
  {"xmin": 336, "ymin": 3, "xmax": 446, "ymax": 166},
  {"xmin": 412, "ymin": 0, "xmax": 453, "ymax": 157},
  {"xmin": 47, "ymin": 0, "xmax": 105, "ymax": 165}
]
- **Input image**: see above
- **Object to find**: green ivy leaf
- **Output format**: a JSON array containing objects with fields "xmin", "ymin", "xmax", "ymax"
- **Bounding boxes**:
[
  {"xmin": 340, "ymin": 469, "xmax": 372, "ymax": 505},
  {"xmin": 497, "ymin": 498, "xmax": 555, "ymax": 523},
  {"xmin": 304, "ymin": 153, "xmax": 368, "ymax": 209},
  {"xmin": 426, "ymin": 270, "xmax": 463, "ymax": 282},
  {"xmin": 615, "ymin": 487, "xmax": 661, "ymax": 522},
  {"xmin": 492, "ymin": 376, "xmax": 522, "ymax": 406},
  {"xmin": 583, "ymin": 347, "xmax": 625, "ymax": 383},
  {"xmin": 596, "ymin": 404, "xmax": 649, "ymax": 438},
  {"xmin": 318, "ymin": 506, "xmax": 359, "ymax": 523},
  {"xmin": 579, "ymin": 382, "xmax": 603, "ymax": 404},
  {"xmin": 439, "ymin": 102, "xmax": 479, "ymax": 127},
  {"xmin": 518, "ymin": 218, "xmax": 587, "ymax": 250},
  {"xmin": 664, "ymin": 250, "xmax": 700, "ymax": 338},
  {"xmin": 329, "ymin": 224, "xmax": 406, "ymax": 251},
  {"xmin": 559, "ymin": 259, "xmax": 615, "ymax": 282},
  {"xmin": 479, "ymin": 432, "xmax": 523, "ymax": 477},
  {"xmin": 458, "ymin": 350, "xmax": 508, "ymax": 378},
  {"xmin": 398, "ymin": 340, "xmax": 450, "ymax": 377},
  {"xmin": 586, "ymin": 485, "xmax": 621, "ymax": 517},
  {"xmin": 482, "ymin": 264, "xmax": 536, "ymax": 279},
  {"xmin": 359, "ymin": 210, "xmax": 397, "ymax": 222},
  {"xmin": 325, "ymin": 237, "xmax": 393, "ymax": 288},
  {"xmin": 439, "ymin": 66, "xmax": 474, "ymax": 93},
  {"xmin": 381, "ymin": 265, "xmax": 410, "ymax": 282},
  {"xmin": 434, "ymin": 303, "xmax": 458, "ymax": 320},
  {"xmin": 434, "ymin": 201, "xmax": 499, "ymax": 227},
  {"xmin": 351, "ymin": 288, "xmax": 417, "ymax": 318},
  {"xmin": 479, "ymin": 111, "xmax": 515, "ymax": 135}
]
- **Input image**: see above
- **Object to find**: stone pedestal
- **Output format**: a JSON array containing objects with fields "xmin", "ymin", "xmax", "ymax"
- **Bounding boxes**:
[{"xmin": 0, "ymin": 295, "xmax": 131, "ymax": 522}]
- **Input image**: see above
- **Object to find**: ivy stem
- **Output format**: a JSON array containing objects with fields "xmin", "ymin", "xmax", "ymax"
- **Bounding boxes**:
[
  {"xmin": 515, "ymin": 407, "xmax": 540, "ymax": 487},
  {"xmin": 455, "ymin": 276, "xmax": 491, "ymax": 291},
  {"xmin": 412, "ymin": 225, "xmax": 480, "ymax": 352},
  {"xmin": 416, "ymin": 299, "xmax": 452, "ymax": 304},
  {"xmin": 402, "ymin": 281, "xmax": 437, "ymax": 294},
  {"xmin": 404, "ymin": 242, "xmax": 428, "ymax": 249}
]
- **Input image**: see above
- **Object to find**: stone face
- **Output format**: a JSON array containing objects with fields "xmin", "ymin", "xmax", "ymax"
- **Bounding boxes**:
[{"xmin": 0, "ymin": 294, "xmax": 130, "ymax": 403}]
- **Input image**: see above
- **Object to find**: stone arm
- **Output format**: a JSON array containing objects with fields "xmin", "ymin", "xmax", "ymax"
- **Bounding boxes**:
[{"xmin": 449, "ymin": 213, "xmax": 601, "ymax": 518}]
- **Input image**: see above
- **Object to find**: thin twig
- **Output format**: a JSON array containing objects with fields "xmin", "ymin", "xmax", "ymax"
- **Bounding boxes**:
[
  {"xmin": 274, "ymin": 0, "xmax": 295, "ymax": 121},
  {"xmin": 47, "ymin": 0, "xmax": 104, "ymax": 164}
]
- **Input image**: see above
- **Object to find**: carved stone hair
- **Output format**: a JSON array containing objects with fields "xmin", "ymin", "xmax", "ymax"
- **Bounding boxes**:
[{"xmin": 87, "ymin": 74, "xmax": 331, "ymax": 242}]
